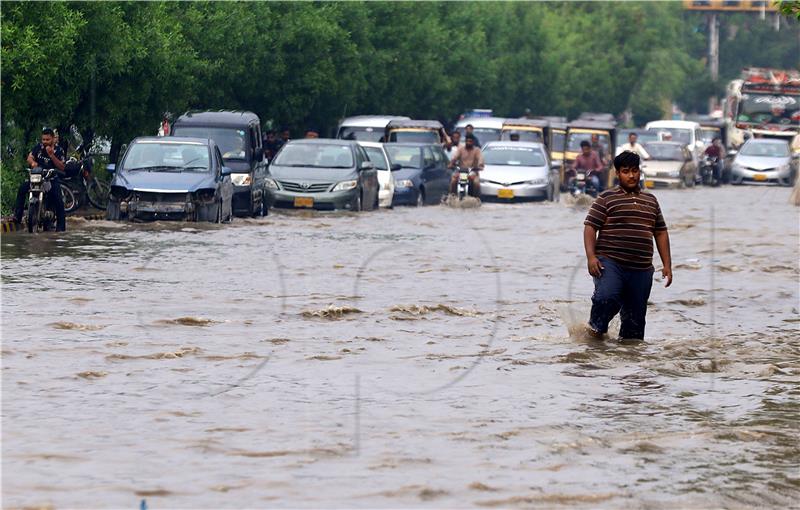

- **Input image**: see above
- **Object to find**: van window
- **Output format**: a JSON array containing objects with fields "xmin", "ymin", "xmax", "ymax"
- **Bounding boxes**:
[{"xmin": 172, "ymin": 126, "xmax": 247, "ymax": 161}]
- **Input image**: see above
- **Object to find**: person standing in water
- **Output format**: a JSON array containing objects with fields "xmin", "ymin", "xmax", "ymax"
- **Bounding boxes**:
[{"xmin": 583, "ymin": 151, "xmax": 672, "ymax": 341}]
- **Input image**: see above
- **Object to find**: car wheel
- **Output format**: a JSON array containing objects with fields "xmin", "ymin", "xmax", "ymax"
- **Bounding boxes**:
[
  {"xmin": 106, "ymin": 200, "xmax": 120, "ymax": 221},
  {"xmin": 416, "ymin": 188, "xmax": 425, "ymax": 207}
]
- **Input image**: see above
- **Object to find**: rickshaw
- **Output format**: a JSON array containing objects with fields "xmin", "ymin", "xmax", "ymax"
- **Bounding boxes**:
[
  {"xmin": 565, "ymin": 120, "xmax": 617, "ymax": 189},
  {"xmin": 385, "ymin": 120, "xmax": 445, "ymax": 144},
  {"xmin": 545, "ymin": 121, "xmax": 567, "ymax": 179},
  {"xmin": 501, "ymin": 118, "xmax": 548, "ymax": 144}
]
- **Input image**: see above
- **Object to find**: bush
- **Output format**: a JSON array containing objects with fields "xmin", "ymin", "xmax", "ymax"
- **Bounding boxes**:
[{"xmin": 1, "ymin": 159, "xmax": 26, "ymax": 217}]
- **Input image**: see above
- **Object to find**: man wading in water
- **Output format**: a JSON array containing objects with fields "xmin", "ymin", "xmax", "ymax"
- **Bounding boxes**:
[{"xmin": 583, "ymin": 151, "xmax": 672, "ymax": 341}]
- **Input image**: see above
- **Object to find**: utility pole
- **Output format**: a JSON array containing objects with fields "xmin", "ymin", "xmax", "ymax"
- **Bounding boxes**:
[{"xmin": 708, "ymin": 12, "xmax": 719, "ymax": 113}]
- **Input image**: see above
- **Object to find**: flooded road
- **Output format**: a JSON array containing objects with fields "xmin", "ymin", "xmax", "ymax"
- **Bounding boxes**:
[{"xmin": 2, "ymin": 186, "xmax": 799, "ymax": 508}]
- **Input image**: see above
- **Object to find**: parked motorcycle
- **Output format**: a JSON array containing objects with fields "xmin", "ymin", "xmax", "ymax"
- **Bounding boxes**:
[
  {"xmin": 61, "ymin": 151, "xmax": 110, "ymax": 212},
  {"xmin": 25, "ymin": 167, "xmax": 59, "ymax": 233}
]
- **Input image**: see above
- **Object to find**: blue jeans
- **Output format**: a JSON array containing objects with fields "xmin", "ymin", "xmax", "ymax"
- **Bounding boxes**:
[{"xmin": 589, "ymin": 256, "xmax": 654, "ymax": 340}]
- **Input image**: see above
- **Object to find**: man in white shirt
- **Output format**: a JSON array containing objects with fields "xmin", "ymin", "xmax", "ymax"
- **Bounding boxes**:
[{"xmin": 616, "ymin": 132, "xmax": 650, "ymax": 160}]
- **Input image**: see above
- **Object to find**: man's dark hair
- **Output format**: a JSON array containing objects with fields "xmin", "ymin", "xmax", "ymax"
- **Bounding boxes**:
[
  {"xmin": 580, "ymin": 140, "xmax": 590, "ymax": 149},
  {"xmin": 466, "ymin": 124, "xmax": 474, "ymax": 129},
  {"xmin": 465, "ymin": 133, "xmax": 476, "ymax": 142},
  {"xmin": 614, "ymin": 150, "xmax": 640, "ymax": 171},
  {"xmin": 42, "ymin": 128, "xmax": 55, "ymax": 136}
]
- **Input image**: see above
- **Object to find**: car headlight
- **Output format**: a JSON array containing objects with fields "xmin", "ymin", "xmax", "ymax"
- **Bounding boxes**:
[
  {"xmin": 333, "ymin": 180, "xmax": 358, "ymax": 192},
  {"xmin": 777, "ymin": 164, "xmax": 790, "ymax": 173},
  {"xmin": 230, "ymin": 173, "xmax": 252, "ymax": 186},
  {"xmin": 394, "ymin": 179, "xmax": 414, "ymax": 188},
  {"xmin": 527, "ymin": 178, "xmax": 547, "ymax": 185},
  {"xmin": 732, "ymin": 163, "xmax": 745, "ymax": 172},
  {"xmin": 265, "ymin": 178, "xmax": 279, "ymax": 190},
  {"xmin": 670, "ymin": 170, "xmax": 680, "ymax": 177},
  {"xmin": 29, "ymin": 174, "xmax": 42, "ymax": 183}
]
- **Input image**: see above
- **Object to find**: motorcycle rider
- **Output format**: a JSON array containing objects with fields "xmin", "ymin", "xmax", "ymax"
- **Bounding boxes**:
[
  {"xmin": 13, "ymin": 128, "xmax": 67, "ymax": 231},
  {"xmin": 703, "ymin": 137, "xmax": 723, "ymax": 183},
  {"xmin": 616, "ymin": 132, "xmax": 650, "ymax": 160},
  {"xmin": 449, "ymin": 133, "xmax": 485, "ymax": 197},
  {"xmin": 567, "ymin": 140, "xmax": 603, "ymax": 193}
]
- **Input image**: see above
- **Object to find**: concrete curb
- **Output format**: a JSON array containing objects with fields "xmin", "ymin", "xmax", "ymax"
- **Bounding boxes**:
[{"xmin": 1, "ymin": 219, "xmax": 21, "ymax": 233}]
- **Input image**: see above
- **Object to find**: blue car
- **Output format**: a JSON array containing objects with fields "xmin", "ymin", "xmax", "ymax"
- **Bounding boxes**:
[
  {"xmin": 106, "ymin": 137, "xmax": 234, "ymax": 222},
  {"xmin": 384, "ymin": 143, "xmax": 452, "ymax": 206}
]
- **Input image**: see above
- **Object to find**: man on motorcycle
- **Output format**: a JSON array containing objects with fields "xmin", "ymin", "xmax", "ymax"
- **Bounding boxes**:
[
  {"xmin": 616, "ymin": 132, "xmax": 650, "ymax": 160},
  {"xmin": 13, "ymin": 128, "xmax": 67, "ymax": 231},
  {"xmin": 448, "ymin": 133, "xmax": 485, "ymax": 197},
  {"xmin": 703, "ymin": 137, "xmax": 723, "ymax": 183},
  {"xmin": 567, "ymin": 141, "xmax": 603, "ymax": 193}
]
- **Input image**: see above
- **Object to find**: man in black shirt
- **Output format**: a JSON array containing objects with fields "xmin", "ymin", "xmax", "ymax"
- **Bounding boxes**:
[{"xmin": 14, "ymin": 128, "xmax": 67, "ymax": 231}]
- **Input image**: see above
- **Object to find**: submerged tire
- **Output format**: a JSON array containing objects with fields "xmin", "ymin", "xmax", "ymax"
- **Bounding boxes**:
[
  {"xmin": 61, "ymin": 184, "xmax": 78, "ymax": 213},
  {"xmin": 27, "ymin": 201, "xmax": 38, "ymax": 233}
]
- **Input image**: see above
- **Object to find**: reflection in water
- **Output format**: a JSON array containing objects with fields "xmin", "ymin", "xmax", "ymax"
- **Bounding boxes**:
[{"xmin": 2, "ymin": 187, "xmax": 799, "ymax": 507}]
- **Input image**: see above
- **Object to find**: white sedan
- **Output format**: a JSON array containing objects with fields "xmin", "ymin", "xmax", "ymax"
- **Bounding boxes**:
[
  {"xmin": 359, "ymin": 141, "xmax": 395, "ymax": 208},
  {"xmin": 479, "ymin": 141, "xmax": 556, "ymax": 201}
]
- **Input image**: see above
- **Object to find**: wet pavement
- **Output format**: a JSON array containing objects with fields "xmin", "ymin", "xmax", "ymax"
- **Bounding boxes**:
[{"xmin": 2, "ymin": 186, "xmax": 798, "ymax": 508}]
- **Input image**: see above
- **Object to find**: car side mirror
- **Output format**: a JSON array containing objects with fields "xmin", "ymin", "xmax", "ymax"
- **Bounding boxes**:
[
  {"xmin": 550, "ymin": 162, "xmax": 562, "ymax": 170},
  {"xmin": 360, "ymin": 161, "xmax": 374, "ymax": 171},
  {"xmin": 727, "ymin": 149, "xmax": 738, "ymax": 158},
  {"xmin": 221, "ymin": 166, "xmax": 232, "ymax": 176},
  {"xmin": 106, "ymin": 163, "xmax": 116, "ymax": 173},
  {"xmin": 390, "ymin": 163, "xmax": 402, "ymax": 171}
]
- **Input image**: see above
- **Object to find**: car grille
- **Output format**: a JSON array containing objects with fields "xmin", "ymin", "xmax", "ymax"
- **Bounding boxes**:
[
  {"xmin": 484, "ymin": 179, "xmax": 528, "ymax": 186},
  {"xmin": 277, "ymin": 181, "xmax": 332, "ymax": 193},
  {"xmin": 746, "ymin": 167, "xmax": 774, "ymax": 172},
  {"xmin": 135, "ymin": 192, "xmax": 188, "ymax": 203}
]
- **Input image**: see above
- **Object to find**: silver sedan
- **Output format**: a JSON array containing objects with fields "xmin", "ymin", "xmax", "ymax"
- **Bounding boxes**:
[
  {"xmin": 479, "ymin": 142, "xmax": 556, "ymax": 201},
  {"xmin": 731, "ymin": 138, "xmax": 795, "ymax": 186}
]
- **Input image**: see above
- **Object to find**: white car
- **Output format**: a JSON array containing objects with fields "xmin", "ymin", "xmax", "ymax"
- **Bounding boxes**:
[
  {"xmin": 479, "ymin": 141, "xmax": 556, "ymax": 201},
  {"xmin": 731, "ymin": 138, "xmax": 794, "ymax": 186},
  {"xmin": 358, "ymin": 141, "xmax": 395, "ymax": 207}
]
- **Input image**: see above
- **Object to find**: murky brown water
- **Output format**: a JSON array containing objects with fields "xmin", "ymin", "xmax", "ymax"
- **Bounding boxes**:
[{"xmin": 2, "ymin": 186, "xmax": 799, "ymax": 508}]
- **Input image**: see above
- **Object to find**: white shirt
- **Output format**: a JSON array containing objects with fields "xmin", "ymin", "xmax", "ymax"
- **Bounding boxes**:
[{"xmin": 616, "ymin": 142, "xmax": 650, "ymax": 160}]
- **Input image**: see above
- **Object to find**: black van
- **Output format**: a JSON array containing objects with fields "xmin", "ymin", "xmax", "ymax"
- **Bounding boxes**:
[{"xmin": 171, "ymin": 110, "xmax": 268, "ymax": 216}]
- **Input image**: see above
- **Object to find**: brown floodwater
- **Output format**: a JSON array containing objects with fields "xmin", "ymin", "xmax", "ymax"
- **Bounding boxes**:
[{"xmin": 2, "ymin": 186, "xmax": 798, "ymax": 508}]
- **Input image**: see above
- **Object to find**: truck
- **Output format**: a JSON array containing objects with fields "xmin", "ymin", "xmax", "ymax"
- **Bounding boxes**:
[{"xmin": 724, "ymin": 68, "xmax": 800, "ymax": 150}]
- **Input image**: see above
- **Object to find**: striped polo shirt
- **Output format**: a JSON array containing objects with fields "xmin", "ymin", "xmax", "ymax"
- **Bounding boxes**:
[{"xmin": 584, "ymin": 186, "xmax": 668, "ymax": 271}]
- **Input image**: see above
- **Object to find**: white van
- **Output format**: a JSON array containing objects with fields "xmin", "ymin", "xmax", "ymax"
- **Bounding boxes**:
[
  {"xmin": 454, "ymin": 117, "xmax": 505, "ymax": 146},
  {"xmin": 336, "ymin": 115, "xmax": 410, "ymax": 142},
  {"xmin": 645, "ymin": 120, "xmax": 705, "ymax": 162}
]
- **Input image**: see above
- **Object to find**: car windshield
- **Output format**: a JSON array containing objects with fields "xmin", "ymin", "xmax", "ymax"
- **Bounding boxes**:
[
  {"xmin": 273, "ymin": 143, "xmax": 354, "ymax": 168},
  {"xmin": 385, "ymin": 146, "xmax": 421, "ymax": 168},
  {"xmin": 648, "ymin": 127, "xmax": 691, "ymax": 145},
  {"xmin": 339, "ymin": 126, "xmax": 384, "ymax": 142},
  {"xmin": 738, "ymin": 94, "xmax": 799, "ymax": 126},
  {"xmin": 551, "ymin": 132, "xmax": 566, "ymax": 152},
  {"xmin": 567, "ymin": 132, "xmax": 609, "ymax": 152},
  {"xmin": 700, "ymin": 128, "xmax": 720, "ymax": 143},
  {"xmin": 739, "ymin": 141, "xmax": 790, "ymax": 157},
  {"xmin": 363, "ymin": 147, "xmax": 388, "ymax": 170},
  {"xmin": 644, "ymin": 144, "xmax": 684, "ymax": 161},
  {"xmin": 389, "ymin": 130, "xmax": 439, "ymax": 143},
  {"xmin": 501, "ymin": 130, "xmax": 543, "ymax": 143},
  {"xmin": 171, "ymin": 126, "xmax": 247, "ymax": 160},
  {"xmin": 123, "ymin": 142, "xmax": 210, "ymax": 172},
  {"xmin": 484, "ymin": 147, "xmax": 546, "ymax": 166},
  {"xmin": 456, "ymin": 127, "xmax": 502, "ymax": 143}
]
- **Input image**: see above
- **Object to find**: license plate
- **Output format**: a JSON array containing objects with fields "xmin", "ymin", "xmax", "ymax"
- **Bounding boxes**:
[
  {"xmin": 645, "ymin": 180, "xmax": 655, "ymax": 188},
  {"xmin": 497, "ymin": 189, "xmax": 514, "ymax": 199},
  {"xmin": 753, "ymin": 173, "xmax": 767, "ymax": 181},
  {"xmin": 294, "ymin": 197, "xmax": 314, "ymax": 208}
]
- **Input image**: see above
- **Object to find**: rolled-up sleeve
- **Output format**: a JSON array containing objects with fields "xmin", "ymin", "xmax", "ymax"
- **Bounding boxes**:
[{"xmin": 584, "ymin": 195, "xmax": 607, "ymax": 230}]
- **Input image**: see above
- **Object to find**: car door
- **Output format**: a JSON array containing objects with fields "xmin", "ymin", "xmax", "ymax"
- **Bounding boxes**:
[
  {"xmin": 356, "ymin": 145, "xmax": 378, "ymax": 209},
  {"xmin": 421, "ymin": 146, "xmax": 439, "ymax": 202}
]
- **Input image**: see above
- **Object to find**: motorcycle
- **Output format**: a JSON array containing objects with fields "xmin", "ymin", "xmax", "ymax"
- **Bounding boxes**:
[
  {"xmin": 699, "ymin": 155, "xmax": 720, "ymax": 186},
  {"xmin": 455, "ymin": 165, "xmax": 476, "ymax": 200},
  {"xmin": 569, "ymin": 169, "xmax": 600, "ymax": 198},
  {"xmin": 25, "ymin": 167, "xmax": 59, "ymax": 233},
  {"xmin": 61, "ymin": 150, "xmax": 110, "ymax": 212}
]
